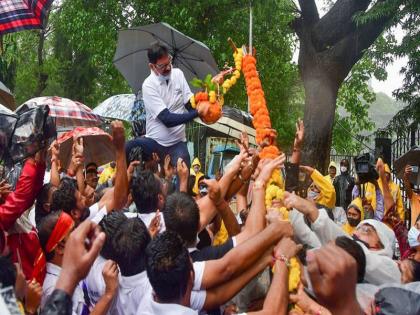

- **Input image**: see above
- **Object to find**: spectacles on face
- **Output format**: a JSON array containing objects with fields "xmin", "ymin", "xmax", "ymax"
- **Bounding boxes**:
[
  {"xmin": 154, "ymin": 55, "xmax": 173, "ymax": 70},
  {"xmin": 357, "ymin": 224, "xmax": 376, "ymax": 235}
]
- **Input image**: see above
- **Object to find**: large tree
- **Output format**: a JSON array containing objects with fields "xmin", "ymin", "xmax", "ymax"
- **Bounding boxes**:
[{"xmin": 292, "ymin": 0, "xmax": 400, "ymax": 171}]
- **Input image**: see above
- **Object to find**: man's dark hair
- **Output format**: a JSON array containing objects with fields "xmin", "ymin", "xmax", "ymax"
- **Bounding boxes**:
[
  {"xmin": 38, "ymin": 211, "xmax": 62, "ymax": 262},
  {"xmin": 335, "ymin": 236, "xmax": 366, "ymax": 283},
  {"xmin": 99, "ymin": 211, "xmax": 128, "ymax": 260},
  {"xmin": 147, "ymin": 42, "xmax": 169, "ymax": 64},
  {"xmin": 131, "ymin": 170, "xmax": 161, "ymax": 214},
  {"xmin": 411, "ymin": 259, "xmax": 420, "ymax": 282},
  {"xmin": 163, "ymin": 192, "xmax": 200, "ymax": 246},
  {"xmin": 146, "ymin": 231, "xmax": 192, "ymax": 303},
  {"xmin": 35, "ymin": 183, "xmax": 54, "ymax": 227},
  {"xmin": 86, "ymin": 162, "xmax": 98, "ymax": 170},
  {"xmin": 111, "ymin": 217, "xmax": 151, "ymax": 276},
  {"xmin": 51, "ymin": 178, "xmax": 77, "ymax": 214},
  {"xmin": 0, "ymin": 256, "xmax": 16, "ymax": 287}
]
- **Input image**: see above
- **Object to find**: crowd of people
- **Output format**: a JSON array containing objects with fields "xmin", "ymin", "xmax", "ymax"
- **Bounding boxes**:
[
  {"xmin": 0, "ymin": 117, "xmax": 419, "ymax": 315},
  {"xmin": 1, "ymin": 42, "xmax": 420, "ymax": 315}
]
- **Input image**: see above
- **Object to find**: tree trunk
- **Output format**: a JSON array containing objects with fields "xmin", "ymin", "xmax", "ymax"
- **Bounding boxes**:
[
  {"xmin": 302, "ymin": 69, "xmax": 339, "ymax": 172},
  {"xmin": 292, "ymin": 0, "xmax": 397, "ymax": 173}
]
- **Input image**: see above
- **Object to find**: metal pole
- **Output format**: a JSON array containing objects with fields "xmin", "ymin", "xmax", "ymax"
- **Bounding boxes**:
[{"xmin": 248, "ymin": 1, "xmax": 252, "ymax": 112}]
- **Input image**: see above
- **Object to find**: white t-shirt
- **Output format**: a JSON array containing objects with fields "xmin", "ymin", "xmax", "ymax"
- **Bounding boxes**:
[
  {"xmin": 89, "ymin": 203, "xmax": 108, "ymax": 224},
  {"xmin": 124, "ymin": 211, "xmax": 166, "ymax": 233},
  {"xmin": 41, "ymin": 263, "xmax": 86, "ymax": 315},
  {"xmin": 142, "ymin": 68, "xmax": 193, "ymax": 147},
  {"xmin": 137, "ymin": 298, "xmax": 199, "ymax": 315},
  {"xmin": 84, "ymin": 256, "xmax": 109, "ymax": 307}
]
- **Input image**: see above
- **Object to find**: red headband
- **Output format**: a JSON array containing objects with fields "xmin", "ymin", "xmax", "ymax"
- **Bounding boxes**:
[{"xmin": 32, "ymin": 212, "xmax": 74, "ymax": 284}]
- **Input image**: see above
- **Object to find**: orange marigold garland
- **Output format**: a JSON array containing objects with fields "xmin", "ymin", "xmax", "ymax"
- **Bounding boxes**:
[{"xmin": 241, "ymin": 48, "xmax": 301, "ymax": 304}]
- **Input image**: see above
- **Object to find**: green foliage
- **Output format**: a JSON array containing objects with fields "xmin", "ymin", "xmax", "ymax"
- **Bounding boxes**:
[{"xmin": 3, "ymin": 0, "xmax": 302, "ymax": 149}]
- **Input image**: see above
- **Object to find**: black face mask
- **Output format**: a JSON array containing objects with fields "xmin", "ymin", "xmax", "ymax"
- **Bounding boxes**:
[{"xmin": 347, "ymin": 218, "xmax": 361, "ymax": 227}]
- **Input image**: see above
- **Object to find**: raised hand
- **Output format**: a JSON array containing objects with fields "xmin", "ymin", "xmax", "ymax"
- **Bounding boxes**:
[
  {"xmin": 176, "ymin": 158, "xmax": 189, "ymax": 181},
  {"xmin": 111, "ymin": 120, "xmax": 126, "ymax": 151},
  {"xmin": 203, "ymin": 179, "xmax": 223, "ymax": 206},
  {"xmin": 197, "ymin": 101, "xmax": 210, "ymax": 117},
  {"xmin": 0, "ymin": 179, "xmax": 11, "ymax": 199},
  {"xmin": 148, "ymin": 210, "xmax": 162, "ymax": 238},
  {"xmin": 56, "ymin": 220, "xmax": 106, "ymax": 295},
  {"xmin": 306, "ymin": 244, "xmax": 362, "ymax": 314},
  {"xmin": 25, "ymin": 279, "xmax": 43, "ymax": 315},
  {"xmin": 273, "ymin": 237, "xmax": 301, "ymax": 261},
  {"xmin": 299, "ymin": 165, "xmax": 314, "ymax": 175},
  {"xmin": 293, "ymin": 118, "xmax": 304, "ymax": 149},
  {"xmin": 283, "ymin": 191, "xmax": 318, "ymax": 222},
  {"xmin": 102, "ymin": 260, "xmax": 119, "ymax": 296},
  {"xmin": 163, "ymin": 155, "xmax": 174, "ymax": 180},
  {"xmin": 256, "ymin": 153, "xmax": 286, "ymax": 184}
]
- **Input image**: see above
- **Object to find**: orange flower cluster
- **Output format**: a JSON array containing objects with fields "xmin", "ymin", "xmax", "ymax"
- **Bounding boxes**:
[
  {"xmin": 200, "ymin": 100, "xmax": 222, "ymax": 124},
  {"xmin": 242, "ymin": 55, "xmax": 279, "ymax": 159},
  {"xmin": 195, "ymin": 92, "xmax": 209, "ymax": 102}
]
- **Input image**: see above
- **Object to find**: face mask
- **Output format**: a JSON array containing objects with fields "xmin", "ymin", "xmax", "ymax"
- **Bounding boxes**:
[
  {"xmin": 307, "ymin": 190, "xmax": 320, "ymax": 201},
  {"xmin": 340, "ymin": 166, "xmax": 348, "ymax": 173},
  {"xmin": 347, "ymin": 218, "xmax": 361, "ymax": 227},
  {"xmin": 155, "ymin": 65, "xmax": 172, "ymax": 81},
  {"xmin": 408, "ymin": 226, "xmax": 420, "ymax": 248}
]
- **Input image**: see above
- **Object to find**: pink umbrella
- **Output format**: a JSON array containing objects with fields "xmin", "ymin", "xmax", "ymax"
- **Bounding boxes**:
[
  {"xmin": 0, "ymin": 0, "xmax": 54, "ymax": 35},
  {"xmin": 57, "ymin": 127, "xmax": 115, "ymax": 169},
  {"xmin": 16, "ymin": 96, "xmax": 102, "ymax": 129}
]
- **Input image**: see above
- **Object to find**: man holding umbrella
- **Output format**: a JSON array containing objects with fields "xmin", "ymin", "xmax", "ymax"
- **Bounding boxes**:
[{"xmin": 126, "ymin": 42, "xmax": 209, "ymax": 169}]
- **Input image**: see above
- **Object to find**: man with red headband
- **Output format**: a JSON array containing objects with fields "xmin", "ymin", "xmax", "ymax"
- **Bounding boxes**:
[{"xmin": 37, "ymin": 211, "xmax": 118, "ymax": 315}]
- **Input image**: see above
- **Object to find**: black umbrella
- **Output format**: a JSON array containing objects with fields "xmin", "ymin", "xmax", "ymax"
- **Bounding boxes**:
[
  {"xmin": 394, "ymin": 146, "xmax": 420, "ymax": 185},
  {"xmin": 113, "ymin": 22, "xmax": 219, "ymax": 93}
]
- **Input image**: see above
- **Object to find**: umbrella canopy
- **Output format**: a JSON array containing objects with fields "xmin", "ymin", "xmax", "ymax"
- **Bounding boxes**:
[
  {"xmin": 16, "ymin": 96, "xmax": 102, "ymax": 130},
  {"xmin": 394, "ymin": 146, "xmax": 420, "ymax": 185},
  {"xmin": 57, "ymin": 127, "xmax": 115, "ymax": 169},
  {"xmin": 0, "ymin": 0, "xmax": 53, "ymax": 35},
  {"xmin": 113, "ymin": 22, "xmax": 219, "ymax": 93},
  {"xmin": 93, "ymin": 94, "xmax": 145, "ymax": 122},
  {"xmin": 0, "ymin": 81, "xmax": 16, "ymax": 109},
  {"xmin": 0, "ymin": 102, "xmax": 14, "ymax": 114}
]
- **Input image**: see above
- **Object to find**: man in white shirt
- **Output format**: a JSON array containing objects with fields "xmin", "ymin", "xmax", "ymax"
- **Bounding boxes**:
[
  {"xmin": 125, "ymin": 42, "xmax": 209, "ymax": 169},
  {"xmin": 138, "ymin": 231, "xmax": 205, "ymax": 315}
]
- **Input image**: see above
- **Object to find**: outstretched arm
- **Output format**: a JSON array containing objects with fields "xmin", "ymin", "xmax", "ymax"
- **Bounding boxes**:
[
  {"xmin": 200, "ymin": 220, "xmax": 293, "ymax": 289},
  {"xmin": 98, "ymin": 121, "xmax": 128, "ymax": 212}
]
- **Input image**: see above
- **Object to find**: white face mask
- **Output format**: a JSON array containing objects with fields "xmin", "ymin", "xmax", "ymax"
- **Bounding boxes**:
[
  {"xmin": 155, "ymin": 64, "xmax": 172, "ymax": 82},
  {"xmin": 340, "ymin": 166, "xmax": 348, "ymax": 173},
  {"xmin": 307, "ymin": 190, "xmax": 320, "ymax": 201},
  {"xmin": 408, "ymin": 226, "xmax": 420, "ymax": 248}
]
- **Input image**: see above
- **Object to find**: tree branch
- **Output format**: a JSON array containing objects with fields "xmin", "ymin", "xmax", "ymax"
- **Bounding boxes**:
[
  {"xmin": 311, "ymin": 0, "xmax": 371, "ymax": 52},
  {"xmin": 329, "ymin": 3, "xmax": 396, "ymax": 83},
  {"xmin": 298, "ymin": 0, "xmax": 319, "ymax": 25}
]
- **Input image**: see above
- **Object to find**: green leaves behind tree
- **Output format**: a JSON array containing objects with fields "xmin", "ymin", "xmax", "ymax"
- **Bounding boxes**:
[
  {"xmin": 332, "ymin": 33, "xmax": 396, "ymax": 154},
  {"xmin": 135, "ymin": 0, "xmax": 302, "ymax": 148}
]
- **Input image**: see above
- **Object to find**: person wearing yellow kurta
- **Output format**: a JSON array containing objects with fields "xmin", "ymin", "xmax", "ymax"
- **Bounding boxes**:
[
  {"xmin": 190, "ymin": 157, "xmax": 204, "ymax": 195},
  {"xmin": 342, "ymin": 197, "xmax": 365, "ymax": 235},
  {"xmin": 364, "ymin": 163, "xmax": 405, "ymax": 221},
  {"xmin": 301, "ymin": 165, "xmax": 336, "ymax": 209},
  {"xmin": 324, "ymin": 161, "xmax": 337, "ymax": 184}
]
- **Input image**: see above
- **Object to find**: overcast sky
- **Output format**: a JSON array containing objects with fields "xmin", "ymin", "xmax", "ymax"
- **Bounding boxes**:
[{"xmin": 292, "ymin": 0, "xmax": 406, "ymax": 98}]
